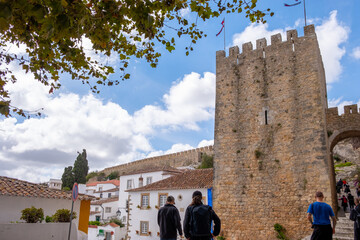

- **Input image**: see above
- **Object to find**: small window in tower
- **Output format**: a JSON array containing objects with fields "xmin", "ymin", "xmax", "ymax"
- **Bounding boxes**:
[
  {"xmin": 265, "ymin": 110, "xmax": 268, "ymax": 125},
  {"xmin": 292, "ymin": 42, "xmax": 295, "ymax": 52},
  {"xmin": 262, "ymin": 50, "xmax": 266, "ymax": 58},
  {"xmin": 350, "ymin": 109, "xmax": 353, "ymax": 114}
]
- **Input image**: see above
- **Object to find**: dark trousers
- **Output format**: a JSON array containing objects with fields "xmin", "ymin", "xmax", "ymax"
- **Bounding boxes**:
[{"xmin": 311, "ymin": 224, "xmax": 333, "ymax": 240}]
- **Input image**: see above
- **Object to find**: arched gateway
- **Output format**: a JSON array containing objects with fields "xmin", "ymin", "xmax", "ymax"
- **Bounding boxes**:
[{"xmin": 213, "ymin": 24, "xmax": 360, "ymax": 239}]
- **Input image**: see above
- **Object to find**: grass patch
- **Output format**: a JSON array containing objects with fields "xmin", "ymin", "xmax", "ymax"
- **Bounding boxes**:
[{"xmin": 335, "ymin": 162, "xmax": 353, "ymax": 168}]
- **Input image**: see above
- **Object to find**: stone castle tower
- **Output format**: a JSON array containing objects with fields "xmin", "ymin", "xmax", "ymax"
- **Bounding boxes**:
[{"xmin": 213, "ymin": 25, "xmax": 333, "ymax": 239}]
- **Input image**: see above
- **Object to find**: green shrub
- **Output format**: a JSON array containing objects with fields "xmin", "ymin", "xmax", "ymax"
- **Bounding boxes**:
[
  {"xmin": 45, "ymin": 215, "xmax": 53, "ymax": 223},
  {"xmin": 274, "ymin": 223, "xmax": 289, "ymax": 240},
  {"xmin": 52, "ymin": 209, "xmax": 77, "ymax": 222},
  {"xmin": 89, "ymin": 220, "xmax": 101, "ymax": 226},
  {"xmin": 335, "ymin": 162, "xmax": 353, "ymax": 168},
  {"xmin": 20, "ymin": 206, "xmax": 44, "ymax": 223},
  {"xmin": 198, "ymin": 153, "xmax": 214, "ymax": 169},
  {"xmin": 217, "ymin": 236, "xmax": 226, "ymax": 240}
]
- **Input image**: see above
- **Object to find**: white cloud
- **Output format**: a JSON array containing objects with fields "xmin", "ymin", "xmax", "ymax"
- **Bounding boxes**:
[
  {"xmin": 352, "ymin": 46, "xmax": 360, "ymax": 59},
  {"xmin": 179, "ymin": 8, "xmax": 190, "ymax": 18},
  {"xmin": 232, "ymin": 23, "xmax": 287, "ymax": 49},
  {"xmin": 0, "ymin": 70, "xmax": 215, "ymax": 182},
  {"xmin": 232, "ymin": 11, "xmax": 349, "ymax": 85},
  {"xmin": 316, "ymin": 10, "xmax": 350, "ymax": 84},
  {"xmin": 197, "ymin": 139, "xmax": 214, "ymax": 148}
]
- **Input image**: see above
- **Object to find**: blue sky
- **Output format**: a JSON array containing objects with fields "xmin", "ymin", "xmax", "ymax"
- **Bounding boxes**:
[{"xmin": 0, "ymin": 0, "xmax": 359, "ymax": 182}]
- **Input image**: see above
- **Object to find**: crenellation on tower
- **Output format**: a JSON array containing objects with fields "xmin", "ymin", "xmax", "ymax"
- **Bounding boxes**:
[
  {"xmin": 344, "ymin": 104, "xmax": 359, "ymax": 114},
  {"xmin": 256, "ymin": 38, "xmax": 267, "ymax": 49},
  {"xmin": 304, "ymin": 24, "xmax": 316, "ymax": 36},
  {"xmin": 242, "ymin": 41, "xmax": 253, "ymax": 53},
  {"xmin": 271, "ymin": 33, "xmax": 282, "ymax": 44},
  {"xmin": 229, "ymin": 46, "xmax": 239, "ymax": 57},
  {"xmin": 286, "ymin": 29, "xmax": 298, "ymax": 40}
]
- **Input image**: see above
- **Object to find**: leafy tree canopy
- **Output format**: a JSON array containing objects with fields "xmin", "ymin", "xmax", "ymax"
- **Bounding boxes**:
[
  {"xmin": 0, "ymin": 0, "xmax": 272, "ymax": 117},
  {"xmin": 107, "ymin": 171, "xmax": 119, "ymax": 180},
  {"xmin": 61, "ymin": 166, "xmax": 74, "ymax": 190},
  {"xmin": 73, "ymin": 149, "xmax": 89, "ymax": 184},
  {"xmin": 198, "ymin": 153, "xmax": 213, "ymax": 169},
  {"xmin": 86, "ymin": 170, "xmax": 99, "ymax": 182}
]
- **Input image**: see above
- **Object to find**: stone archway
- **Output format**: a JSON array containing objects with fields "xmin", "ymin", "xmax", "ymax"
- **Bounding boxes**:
[{"xmin": 326, "ymin": 104, "xmax": 360, "ymax": 214}]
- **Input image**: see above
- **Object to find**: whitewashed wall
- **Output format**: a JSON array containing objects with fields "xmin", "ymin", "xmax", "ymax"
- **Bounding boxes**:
[
  {"xmin": 90, "ymin": 200, "xmax": 119, "ymax": 222},
  {"xmin": 0, "ymin": 195, "xmax": 81, "ymax": 227},
  {"xmin": 128, "ymin": 188, "xmax": 208, "ymax": 240},
  {"xmin": 88, "ymin": 224, "xmax": 124, "ymax": 240},
  {"xmin": 118, "ymin": 171, "xmax": 172, "ymax": 226}
]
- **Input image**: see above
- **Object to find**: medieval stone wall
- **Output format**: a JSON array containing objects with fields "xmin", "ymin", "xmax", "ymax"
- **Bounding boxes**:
[
  {"xmin": 327, "ymin": 104, "xmax": 360, "ymax": 150},
  {"xmin": 213, "ymin": 25, "xmax": 332, "ymax": 239},
  {"xmin": 96, "ymin": 146, "xmax": 214, "ymax": 179}
]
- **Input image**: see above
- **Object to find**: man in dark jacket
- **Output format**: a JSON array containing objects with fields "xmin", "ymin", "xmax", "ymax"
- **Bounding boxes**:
[
  {"xmin": 183, "ymin": 190, "xmax": 221, "ymax": 240},
  {"xmin": 350, "ymin": 197, "xmax": 360, "ymax": 239},
  {"xmin": 157, "ymin": 195, "xmax": 183, "ymax": 240}
]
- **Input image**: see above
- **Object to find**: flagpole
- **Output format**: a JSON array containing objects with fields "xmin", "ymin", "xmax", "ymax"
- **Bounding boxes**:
[
  {"xmin": 303, "ymin": 0, "xmax": 307, "ymax": 26},
  {"xmin": 224, "ymin": 17, "xmax": 226, "ymax": 51}
]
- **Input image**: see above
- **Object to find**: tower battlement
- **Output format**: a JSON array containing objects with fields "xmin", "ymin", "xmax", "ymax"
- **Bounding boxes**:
[
  {"xmin": 327, "ymin": 104, "xmax": 359, "ymax": 116},
  {"xmin": 216, "ymin": 24, "xmax": 316, "ymax": 61}
]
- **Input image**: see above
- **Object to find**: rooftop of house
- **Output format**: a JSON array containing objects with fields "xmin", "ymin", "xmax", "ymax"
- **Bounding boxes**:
[
  {"xmin": 91, "ymin": 196, "xmax": 119, "ymax": 205},
  {"xmin": 126, "ymin": 168, "xmax": 213, "ymax": 192},
  {"xmin": 86, "ymin": 179, "xmax": 120, "ymax": 187},
  {"xmin": 120, "ymin": 165, "xmax": 183, "ymax": 177},
  {"xmin": 0, "ymin": 176, "xmax": 93, "ymax": 200},
  {"xmin": 94, "ymin": 187, "xmax": 119, "ymax": 193}
]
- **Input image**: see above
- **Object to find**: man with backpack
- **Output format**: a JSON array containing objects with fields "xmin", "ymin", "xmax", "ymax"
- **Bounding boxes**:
[
  {"xmin": 183, "ymin": 190, "xmax": 221, "ymax": 240},
  {"xmin": 158, "ymin": 195, "xmax": 183, "ymax": 240},
  {"xmin": 307, "ymin": 191, "xmax": 336, "ymax": 240},
  {"xmin": 350, "ymin": 198, "xmax": 360, "ymax": 240}
]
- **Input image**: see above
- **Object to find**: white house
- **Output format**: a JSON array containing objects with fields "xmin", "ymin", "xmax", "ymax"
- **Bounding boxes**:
[
  {"xmin": 125, "ymin": 168, "xmax": 213, "ymax": 240},
  {"xmin": 118, "ymin": 165, "xmax": 183, "ymax": 226},
  {"xmin": 0, "ymin": 176, "xmax": 94, "ymax": 240},
  {"xmin": 90, "ymin": 197, "xmax": 119, "ymax": 222},
  {"xmin": 86, "ymin": 180, "xmax": 120, "ymax": 199},
  {"xmin": 88, "ymin": 222, "xmax": 126, "ymax": 240},
  {"xmin": 48, "ymin": 178, "xmax": 62, "ymax": 190}
]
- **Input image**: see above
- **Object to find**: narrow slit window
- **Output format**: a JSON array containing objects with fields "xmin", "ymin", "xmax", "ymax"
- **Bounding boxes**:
[
  {"xmin": 237, "ymin": 57, "xmax": 239, "ymax": 64},
  {"xmin": 263, "ymin": 50, "xmax": 266, "ymax": 58},
  {"xmin": 265, "ymin": 110, "xmax": 268, "ymax": 125},
  {"xmin": 292, "ymin": 42, "xmax": 295, "ymax": 52},
  {"xmin": 350, "ymin": 109, "xmax": 353, "ymax": 113}
]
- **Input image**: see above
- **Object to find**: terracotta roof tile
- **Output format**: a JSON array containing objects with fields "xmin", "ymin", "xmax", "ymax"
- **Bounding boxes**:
[
  {"xmin": 126, "ymin": 169, "xmax": 213, "ymax": 192},
  {"xmin": 104, "ymin": 222, "xmax": 120, "ymax": 228},
  {"xmin": 88, "ymin": 225, "xmax": 98, "ymax": 228},
  {"xmin": 0, "ymin": 176, "xmax": 94, "ymax": 201},
  {"xmin": 86, "ymin": 180, "xmax": 120, "ymax": 187},
  {"xmin": 91, "ymin": 196, "xmax": 119, "ymax": 205}
]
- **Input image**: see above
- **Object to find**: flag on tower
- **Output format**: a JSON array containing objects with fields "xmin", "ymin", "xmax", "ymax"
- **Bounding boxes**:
[
  {"xmin": 216, "ymin": 19, "xmax": 225, "ymax": 36},
  {"xmin": 284, "ymin": 0, "xmax": 301, "ymax": 7}
]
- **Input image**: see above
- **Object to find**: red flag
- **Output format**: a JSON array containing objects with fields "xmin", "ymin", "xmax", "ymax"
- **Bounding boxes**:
[{"xmin": 216, "ymin": 19, "xmax": 225, "ymax": 37}]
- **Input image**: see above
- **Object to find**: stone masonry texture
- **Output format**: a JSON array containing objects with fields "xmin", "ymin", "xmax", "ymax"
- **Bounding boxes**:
[{"xmin": 214, "ymin": 25, "xmax": 334, "ymax": 240}]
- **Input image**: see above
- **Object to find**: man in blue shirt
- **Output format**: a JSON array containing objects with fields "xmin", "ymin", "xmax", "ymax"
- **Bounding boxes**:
[{"xmin": 307, "ymin": 191, "xmax": 337, "ymax": 240}]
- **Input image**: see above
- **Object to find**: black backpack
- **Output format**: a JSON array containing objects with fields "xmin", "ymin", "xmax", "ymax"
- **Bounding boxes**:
[{"xmin": 190, "ymin": 205, "xmax": 212, "ymax": 236}]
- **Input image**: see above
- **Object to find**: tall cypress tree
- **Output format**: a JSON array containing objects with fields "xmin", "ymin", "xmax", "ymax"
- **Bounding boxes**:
[
  {"xmin": 73, "ymin": 149, "xmax": 89, "ymax": 184},
  {"xmin": 61, "ymin": 166, "xmax": 74, "ymax": 190}
]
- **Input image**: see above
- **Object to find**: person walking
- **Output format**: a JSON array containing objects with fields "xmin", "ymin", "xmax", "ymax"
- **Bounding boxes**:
[
  {"xmin": 348, "ymin": 193, "xmax": 355, "ymax": 210},
  {"xmin": 307, "ymin": 191, "xmax": 336, "ymax": 240},
  {"xmin": 340, "ymin": 195, "xmax": 349, "ymax": 212},
  {"xmin": 350, "ymin": 198, "xmax": 360, "ymax": 240},
  {"xmin": 183, "ymin": 190, "xmax": 221, "ymax": 240},
  {"xmin": 158, "ymin": 195, "xmax": 183, "ymax": 240}
]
